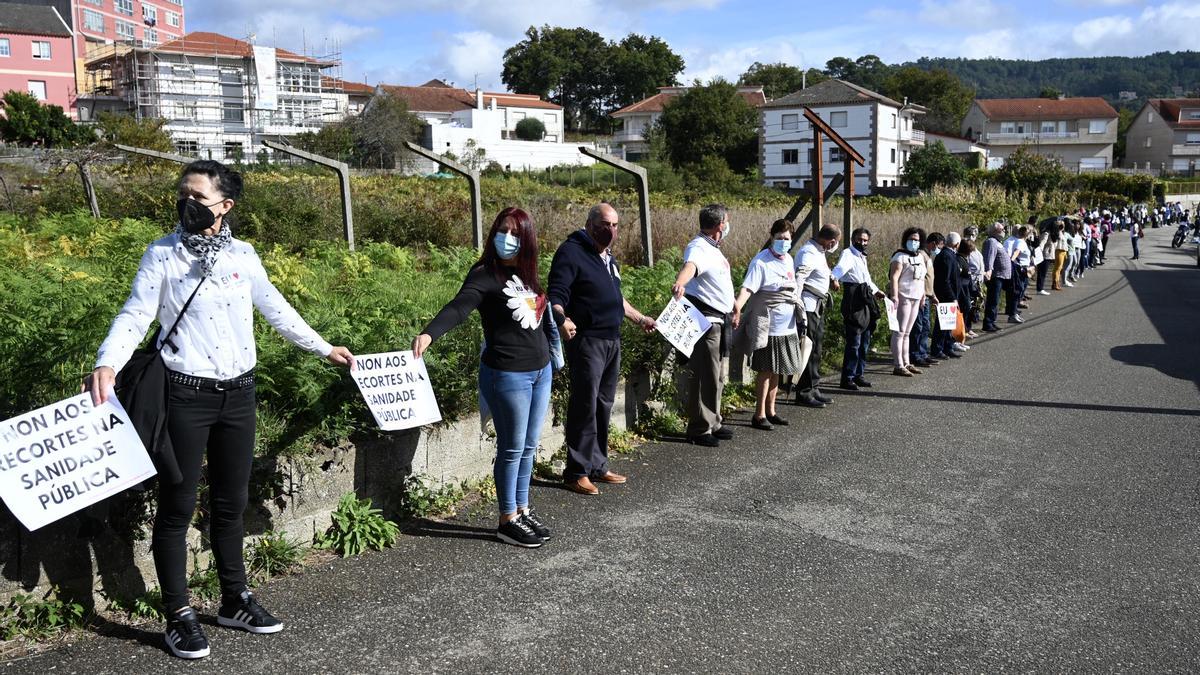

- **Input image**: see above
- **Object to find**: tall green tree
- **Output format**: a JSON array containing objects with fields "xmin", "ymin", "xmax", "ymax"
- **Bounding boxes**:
[
  {"xmin": 738, "ymin": 62, "xmax": 807, "ymax": 100},
  {"xmin": 608, "ymin": 34, "xmax": 685, "ymax": 110},
  {"xmin": 901, "ymin": 141, "xmax": 968, "ymax": 190},
  {"xmin": 0, "ymin": 90, "xmax": 89, "ymax": 147},
  {"xmin": 656, "ymin": 78, "xmax": 758, "ymax": 173},
  {"xmin": 351, "ymin": 92, "xmax": 423, "ymax": 169},
  {"xmin": 501, "ymin": 26, "xmax": 611, "ymax": 132},
  {"xmin": 882, "ymin": 67, "xmax": 974, "ymax": 135}
]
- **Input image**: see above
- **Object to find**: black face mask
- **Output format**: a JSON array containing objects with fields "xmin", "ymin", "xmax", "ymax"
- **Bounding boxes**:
[
  {"xmin": 853, "ymin": 241, "xmax": 868, "ymax": 255},
  {"xmin": 589, "ymin": 225, "xmax": 614, "ymax": 250},
  {"xmin": 177, "ymin": 197, "xmax": 219, "ymax": 234}
]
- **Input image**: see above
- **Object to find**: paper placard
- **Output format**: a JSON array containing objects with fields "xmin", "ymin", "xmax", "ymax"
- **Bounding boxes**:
[
  {"xmin": 884, "ymin": 297, "xmax": 899, "ymax": 331},
  {"xmin": 352, "ymin": 352, "xmax": 442, "ymax": 431},
  {"xmin": 654, "ymin": 297, "xmax": 713, "ymax": 357},
  {"xmin": 936, "ymin": 302, "xmax": 959, "ymax": 330},
  {"xmin": 0, "ymin": 392, "xmax": 156, "ymax": 531}
]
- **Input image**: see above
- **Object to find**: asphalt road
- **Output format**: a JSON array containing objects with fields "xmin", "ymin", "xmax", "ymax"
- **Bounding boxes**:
[{"xmin": 11, "ymin": 227, "xmax": 1200, "ymax": 674}]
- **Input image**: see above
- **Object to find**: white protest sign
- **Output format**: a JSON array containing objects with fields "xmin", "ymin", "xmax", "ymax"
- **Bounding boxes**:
[
  {"xmin": 936, "ymin": 302, "xmax": 959, "ymax": 330},
  {"xmin": 654, "ymin": 297, "xmax": 713, "ymax": 358},
  {"xmin": 884, "ymin": 298, "xmax": 899, "ymax": 331},
  {"xmin": 0, "ymin": 392, "xmax": 156, "ymax": 531},
  {"xmin": 351, "ymin": 352, "xmax": 442, "ymax": 431}
]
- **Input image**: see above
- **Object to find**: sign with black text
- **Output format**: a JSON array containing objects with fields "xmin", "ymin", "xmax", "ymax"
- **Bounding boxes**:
[
  {"xmin": 351, "ymin": 352, "xmax": 442, "ymax": 431},
  {"xmin": 0, "ymin": 392, "xmax": 156, "ymax": 531},
  {"xmin": 655, "ymin": 297, "xmax": 713, "ymax": 357}
]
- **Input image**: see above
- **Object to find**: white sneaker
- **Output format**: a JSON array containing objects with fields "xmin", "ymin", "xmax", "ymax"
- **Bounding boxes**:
[
  {"xmin": 952, "ymin": 343, "xmax": 969, "ymax": 352},
  {"xmin": 1038, "ymin": 290, "xmax": 1050, "ymax": 296},
  {"xmin": 1065, "ymin": 281, "xmax": 1075, "ymax": 287}
]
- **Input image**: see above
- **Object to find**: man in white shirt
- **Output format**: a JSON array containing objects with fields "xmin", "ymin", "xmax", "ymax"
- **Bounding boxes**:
[
  {"xmin": 792, "ymin": 224, "xmax": 842, "ymax": 408},
  {"xmin": 831, "ymin": 227, "xmax": 884, "ymax": 390},
  {"xmin": 1003, "ymin": 223, "xmax": 1032, "ymax": 322},
  {"xmin": 672, "ymin": 204, "xmax": 736, "ymax": 447}
]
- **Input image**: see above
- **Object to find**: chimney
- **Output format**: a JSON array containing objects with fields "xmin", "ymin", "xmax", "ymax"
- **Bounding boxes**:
[{"xmin": 476, "ymin": 88, "xmax": 483, "ymax": 110}]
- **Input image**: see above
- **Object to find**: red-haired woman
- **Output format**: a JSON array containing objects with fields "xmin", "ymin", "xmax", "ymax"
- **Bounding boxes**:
[{"xmin": 412, "ymin": 207, "xmax": 560, "ymax": 548}]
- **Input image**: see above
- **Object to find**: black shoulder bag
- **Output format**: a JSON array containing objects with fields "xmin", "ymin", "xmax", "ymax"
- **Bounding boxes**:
[{"xmin": 113, "ymin": 276, "xmax": 206, "ymax": 486}]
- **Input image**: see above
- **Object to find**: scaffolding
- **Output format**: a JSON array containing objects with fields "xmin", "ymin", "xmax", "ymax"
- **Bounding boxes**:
[{"xmin": 81, "ymin": 34, "xmax": 346, "ymax": 161}]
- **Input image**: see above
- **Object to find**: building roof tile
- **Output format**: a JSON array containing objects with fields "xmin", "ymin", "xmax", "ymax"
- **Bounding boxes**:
[
  {"xmin": 764, "ymin": 79, "xmax": 910, "ymax": 109},
  {"xmin": 322, "ymin": 77, "xmax": 375, "ymax": 96},
  {"xmin": 612, "ymin": 85, "xmax": 766, "ymax": 116},
  {"xmin": 155, "ymin": 32, "xmax": 330, "ymax": 65},
  {"xmin": 0, "ymin": 5, "xmax": 70, "ymax": 38},
  {"xmin": 974, "ymin": 97, "xmax": 1118, "ymax": 121},
  {"xmin": 1148, "ymin": 98, "xmax": 1200, "ymax": 129}
]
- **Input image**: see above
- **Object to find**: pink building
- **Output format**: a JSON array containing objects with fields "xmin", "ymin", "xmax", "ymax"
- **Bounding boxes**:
[
  {"xmin": 69, "ymin": 0, "xmax": 186, "ymax": 56},
  {"xmin": 0, "ymin": 4, "xmax": 76, "ymax": 114}
]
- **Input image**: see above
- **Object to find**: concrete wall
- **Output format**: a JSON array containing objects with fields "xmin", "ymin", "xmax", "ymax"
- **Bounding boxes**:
[{"xmin": 0, "ymin": 378, "xmax": 647, "ymax": 605}]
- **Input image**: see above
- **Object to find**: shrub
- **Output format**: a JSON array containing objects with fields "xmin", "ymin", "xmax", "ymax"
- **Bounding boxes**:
[
  {"xmin": 315, "ymin": 493, "xmax": 400, "ymax": 557},
  {"xmin": 514, "ymin": 117, "xmax": 546, "ymax": 141},
  {"xmin": 398, "ymin": 473, "xmax": 466, "ymax": 518},
  {"xmin": 0, "ymin": 586, "xmax": 87, "ymax": 640},
  {"xmin": 245, "ymin": 531, "xmax": 307, "ymax": 584},
  {"xmin": 994, "ymin": 145, "xmax": 1068, "ymax": 199},
  {"xmin": 105, "ymin": 589, "xmax": 165, "ymax": 623},
  {"xmin": 902, "ymin": 141, "xmax": 968, "ymax": 190}
]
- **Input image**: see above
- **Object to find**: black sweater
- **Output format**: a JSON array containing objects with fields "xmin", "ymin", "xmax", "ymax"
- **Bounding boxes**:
[
  {"xmin": 423, "ymin": 263, "xmax": 549, "ymax": 372},
  {"xmin": 547, "ymin": 230, "xmax": 625, "ymax": 339}
]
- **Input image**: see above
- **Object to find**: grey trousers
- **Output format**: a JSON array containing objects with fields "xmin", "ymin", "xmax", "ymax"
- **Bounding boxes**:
[{"xmin": 686, "ymin": 323, "xmax": 725, "ymax": 437}]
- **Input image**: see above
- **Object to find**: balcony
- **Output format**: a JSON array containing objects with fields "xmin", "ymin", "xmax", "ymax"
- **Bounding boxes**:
[
  {"xmin": 901, "ymin": 129, "xmax": 925, "ymax": 145},
  {"xmin": 1171, "ymin": 144, "xmax": 1200, "ymax": 156},
  {"xmin": 612, "ymin": 130, "xmax": 647, "ymax": 144}
]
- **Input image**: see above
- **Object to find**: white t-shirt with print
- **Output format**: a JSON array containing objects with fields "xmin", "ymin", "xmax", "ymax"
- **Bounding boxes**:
[
  {"xmin": 890, "ymin": 251, "xmax": 927, "ymax": 300},
  {"xmin": 683, "ymin": 235, "xmax": 734, "ymax": 314},
  {"xmin": 741, "ymin": 249, "xmax": 797, "ymax": 336}
]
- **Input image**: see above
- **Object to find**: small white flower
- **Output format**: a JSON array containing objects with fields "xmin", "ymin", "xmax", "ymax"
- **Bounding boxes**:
[{"xmin": 503, "ymin": 275, "xmax": 539, "ymax": 330}]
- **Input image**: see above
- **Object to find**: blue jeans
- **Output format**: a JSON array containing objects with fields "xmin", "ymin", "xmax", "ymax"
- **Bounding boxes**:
[
  {"xmin": 909, "ymin": 299, "xmax": 930, "ymax": 362},
  {"xmin": 479, "ymin": 362, "xmax": 552, "ymax": 516},
  {"xmin": 841, "ymin": 326, "xmax": 871, "ymax": 381}
]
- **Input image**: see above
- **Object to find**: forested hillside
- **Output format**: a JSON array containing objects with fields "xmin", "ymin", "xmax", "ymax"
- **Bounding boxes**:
[{"xmin": 912, "ymin": 52, "xmax": 1200, "ymax": 106}]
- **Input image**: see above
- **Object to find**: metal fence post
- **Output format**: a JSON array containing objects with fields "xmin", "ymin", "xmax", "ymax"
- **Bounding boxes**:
[
  {"xmin": 262, "ymin": 140, "xmax": 355, "ymax": 251},
  {"xmin": 578, "ymin": 147, "xmax": 653, "ymax": 266},
  {"xmin": 403, "ymin": 141, "xmax": 483, "ymax": 251}
]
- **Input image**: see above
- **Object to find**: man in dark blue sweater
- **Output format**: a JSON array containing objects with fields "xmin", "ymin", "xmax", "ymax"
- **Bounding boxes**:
[{"xmin": 548, "ymin": 203, "xmax": 656, "ymax": 496}]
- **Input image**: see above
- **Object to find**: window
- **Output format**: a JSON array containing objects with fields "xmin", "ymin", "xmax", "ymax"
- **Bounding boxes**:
[
  {"xmin": 224, "ymin": 142, "xmax": 244, "ymax": 161},
  {"xmin": 1186, "ymin": 133, "xmax": 1200, "ymax": 145},
  {"xmin": 1147, "ymin": 111, "xmax": 1154, "ymax": 123},
  {"xmin": 173, "ymin": 101, "xmax": 196, "ymax": 120},
  {"xmin": 545, "ymin": 134, "xmax": 558, "ymax": 142},
  {"xmin": 144, "ymin": 27, "xmax": 158, "ymax": 45},
  {"xmin": 1040, "ymin": 121, "xmax": 1057, "ymax": 133},
  {"xmin": 781, "ymin": 113, "xmax": 799, "ymax": 131},
  {"xmin": 223, "ymin": 102, "xmax": 244, "ymax": 123},
  {"xmin": 32, "ymin": 41, "xmax": 51, "ymax": 59},
  {"xmin": 166, "ymin": 12, "xmax": 181, "ymax": 27},
  {"xmin": 28, "ymin": 81, "xmax": 47, "ymax": 100},
  {"xmin": 830, "ymin": 147, "xmax": 845, "ymax": 162},
  {"xmin": 890, "ymin": 148, "xmax": 896, "ymax": 163},
  {"xmin": 115, "ymin": 0, "xmax": 133, "ymax": 15},
  {"xmin": 83, "ymin": 9, "xmax": 105, "ymax": 32},
  {"xmin": 1000, "ymin": 121, "xmax": 1016, "ymax": 133},
  {"xmin": 543, "ymin": 112, "xmax": 556, "ymax": 125},
  {"xmin": 1145, "ymin": 137, "xmax": 1152, "ymax": 148},
  {"xmin": 891, "ymin": 113, "xmax": 897, "ymax": 129},
  {"xmin": 143, "ymin": 5, "xmax": 157, "ymax": 23},
  {"xmin": 782, "ymin": 148, "xmax": 799, "ymax": 164},
  {"xmin": 220, "ymin": 69, "xmax": 243, "ymax": 84},
  {"xmin": 175, "ymin": 140, "xmax": 198, "ymax": 155},
  {"xmin": 115, "ymin": 20, "xmax": 135, "ymax": 40},
  {"xmin": 0, "ymin": 39, "xmax": 8, "ymax": 58},
  {"xmin": 1187, "ymin": 110, "xmax": 1200, "ymax": 120},
  {"xmin": 830, "ymin": 111, "xmax": 847, "ymax": 128},
  {"xmin": 511, "ymin": 111, "xmax": 525, "ymax": 121},
  {"xmin": 1088, "ymin": 119, "xmax": 1107, "ymax": 134}
]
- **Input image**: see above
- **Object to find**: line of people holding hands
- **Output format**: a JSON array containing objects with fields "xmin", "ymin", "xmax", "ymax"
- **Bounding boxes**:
[{"xmin": 84, "ymin": 159, "xmax": 1081, "ymax": 660}]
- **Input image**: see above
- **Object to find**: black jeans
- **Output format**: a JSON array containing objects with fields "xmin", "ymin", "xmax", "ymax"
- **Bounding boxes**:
[
  {"xmin": 564, "ymin": 336, "xmax": 620, "ymax": 481},
  {"xmin": 1035, "ymin": 260, "xmax": 1050, "ymax": 292},
  {"xmin": 154, "ymin": 381, "xmax": 256, "ymax": 612},
  {"xmin": 1003, "ymin": 276, "xmax": 1018, "ymax": 318},
  {"xmin": 796, "ymin": 310, "xmax": 824, "ymax": 399},
  {"xmin": 983, "ymin": 277, "xmax": 1003, "ymax": 329},
  {"xmin": 1011, "ymin": 266, "xmax": 1028, "ymax": 313}
]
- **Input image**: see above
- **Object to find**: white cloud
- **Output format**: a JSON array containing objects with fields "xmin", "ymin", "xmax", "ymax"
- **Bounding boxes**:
[{"xmin": 918, "ymin": 0, "xmax": 1010, "ymax": 29}]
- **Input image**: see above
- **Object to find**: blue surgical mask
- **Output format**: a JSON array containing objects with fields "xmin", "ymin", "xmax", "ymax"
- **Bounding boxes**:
[
  {"xmin": 905, "ymin": 240, "xmax": 920, "ymax": 253},
  {"xmin": 771, "ymin": 239, "xmax": 789, "ymax": 256},
  {"xmin": 494, "ymin": 232, "xmax": 520, "ymax": 260}
]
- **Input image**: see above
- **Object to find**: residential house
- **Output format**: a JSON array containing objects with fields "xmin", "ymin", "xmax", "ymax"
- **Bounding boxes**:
[
  {"xmin": 323, "ymin": 76, "xmax": 373, "ymax": 117},
  {"xmin": 78, "ymin": 31, "xmax": 349, "ymax": 160},
  {"xmin": 7, "ymin": 0, "xmax": 186, "ymax": 94},
  {"xmin": 1122, "ymin": 98, "xmax": 1200, "ymax": 174},
  {"xmin": 377, "ymin": 80, "xmax": 585, "ymax": 170},
  {"xmin": 759, "ymin": 79, "xmax": 926, "ymax": 195},
  {"xmin": 611, "ymin": 85, "xmax": 766, "ymax": 161},
  {"xmin": 961, "ymin": 97, "xmax": 1118, "ymax": 171},
  {"xmin": 924, "ymin": 131, "xmax": 989, "ymax": 167},
  {"xmin": 0, "ymin": 4, "xmax": 75, "ymax": 115}
]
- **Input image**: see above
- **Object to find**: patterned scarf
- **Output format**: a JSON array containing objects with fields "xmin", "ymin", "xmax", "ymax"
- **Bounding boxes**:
[{"xmin": 176, "ymin": 222, "xmax": 232, "ymax": 277}]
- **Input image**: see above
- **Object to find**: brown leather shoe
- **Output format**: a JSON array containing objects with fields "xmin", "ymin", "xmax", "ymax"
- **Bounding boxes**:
[
  {"xmin": 565, "ymin": 476, "xmax": 599, "ymax": 495},
  {"xmin": 593, "ymin": 471, "xmax": 627, "ymax": 484}
]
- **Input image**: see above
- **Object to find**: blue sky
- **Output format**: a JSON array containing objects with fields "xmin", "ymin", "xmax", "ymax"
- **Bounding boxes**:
[{"xmin": 187, "ymin": 1, "xmax": 1200, "ymax": 92}]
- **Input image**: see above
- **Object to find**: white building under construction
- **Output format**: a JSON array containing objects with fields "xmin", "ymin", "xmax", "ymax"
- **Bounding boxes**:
[{"xmin": 78, "ymin": 31, "xmax": 350, "ymax": 160}]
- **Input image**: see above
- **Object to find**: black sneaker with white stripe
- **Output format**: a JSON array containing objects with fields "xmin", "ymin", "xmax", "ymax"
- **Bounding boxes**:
[
  {"xmin": 497, "ymin": 517, "xmax": 543, "ymax": 548},
  {"xmin": 519, "ymin": 510, "xmax": 552, "ymax": 541},
  {"xmin": 164, "ymin": 607, "xmax": 210, "ymax": 659},
  {"xmin": 217, "ymin": 591, "xmax": 284, "ymax": 634}
]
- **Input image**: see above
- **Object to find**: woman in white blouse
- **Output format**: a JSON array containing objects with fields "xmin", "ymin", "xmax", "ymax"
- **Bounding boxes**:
[
  {"xmin": 84, "ymin": 161, "xmax": 354, "ymax": 660},
  {"xmin": 888, "ymin": 227, "xmax": 927, "ymax": 377}
]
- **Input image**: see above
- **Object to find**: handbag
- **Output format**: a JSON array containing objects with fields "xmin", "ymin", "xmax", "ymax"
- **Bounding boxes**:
[{"xmin": 113, "ymin": 277, "xmax": 206, "ymax": 485}]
